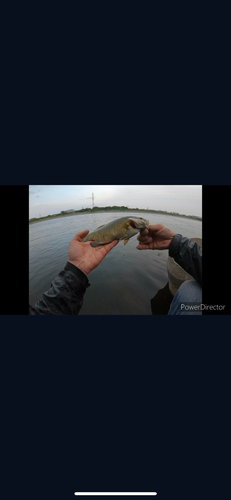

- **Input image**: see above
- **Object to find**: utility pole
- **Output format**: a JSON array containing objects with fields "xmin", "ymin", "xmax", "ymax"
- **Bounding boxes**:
[{"xmin": 92, "ymin": 193, "xmax": 94, "ymax": 208}]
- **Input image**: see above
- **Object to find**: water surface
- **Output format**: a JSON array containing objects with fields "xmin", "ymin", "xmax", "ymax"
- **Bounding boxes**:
[{"xmin": 29, "ymin": 212, "xmax": 202, "ymax": 314}]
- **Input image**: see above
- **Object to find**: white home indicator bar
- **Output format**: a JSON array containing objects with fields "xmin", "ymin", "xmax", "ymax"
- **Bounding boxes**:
[{"xmin": 74, "ymin": 494, "xmax": 157, "ymax": 496}]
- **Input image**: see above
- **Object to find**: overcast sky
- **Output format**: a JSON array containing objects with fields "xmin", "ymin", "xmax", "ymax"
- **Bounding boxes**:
[{"xmin": 29, "ymin": 185, "xmax": 202, "ymax": 218}]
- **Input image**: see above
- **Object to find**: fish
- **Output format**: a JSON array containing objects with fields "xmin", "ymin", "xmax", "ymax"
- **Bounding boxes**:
[{"xmin": 82, "ymin": 216, "xmax": 149, "ymax": 247}]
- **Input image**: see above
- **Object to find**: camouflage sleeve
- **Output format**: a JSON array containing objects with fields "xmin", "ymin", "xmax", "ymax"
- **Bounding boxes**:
[
  {"xmin": 169, "ymin": 234, "xmax": 202, "ymax": 287},
  {"xmin": 29, "ymin": 262, "xmax": 90, "ymax": 315}
]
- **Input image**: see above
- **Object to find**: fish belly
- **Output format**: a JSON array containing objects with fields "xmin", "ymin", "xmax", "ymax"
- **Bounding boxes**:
[{"xmin": 83, "ymin": 217, "xmax": 140, "ymax": 246}]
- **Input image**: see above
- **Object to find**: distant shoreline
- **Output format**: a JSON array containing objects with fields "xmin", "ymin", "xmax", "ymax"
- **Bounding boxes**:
[{"xmin": 29, "ymin": 208, "xmax": 202, "ymax": 225}]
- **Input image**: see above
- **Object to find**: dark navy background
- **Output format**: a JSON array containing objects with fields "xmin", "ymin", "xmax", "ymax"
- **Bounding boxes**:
[
  {"xmin": 1, "ymin": 4, "xmax": 230, "ymax": 492},
  {"xmin": 1, "ymin": 319, "xmax": 230, "ymax": 499}
]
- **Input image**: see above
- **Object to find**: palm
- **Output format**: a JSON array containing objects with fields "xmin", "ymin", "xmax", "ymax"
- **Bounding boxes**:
[{"xmin": 68, "ymin": 230, "xmax": 119, "ymax": 275}]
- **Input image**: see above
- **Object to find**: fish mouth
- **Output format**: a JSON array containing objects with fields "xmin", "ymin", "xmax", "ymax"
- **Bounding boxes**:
[{"xmin": 129, "ymin": 217, "xmax": 149, "ymax": 230}]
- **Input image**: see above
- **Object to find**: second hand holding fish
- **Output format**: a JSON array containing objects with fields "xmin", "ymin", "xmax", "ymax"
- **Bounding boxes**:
[
  {"xmin": 68, "ymin": 230, "xmax": 119, "ymax": 276},
  {"xmin": 136, "ymin": 224, "xmax": 176, "ymax": 250}
]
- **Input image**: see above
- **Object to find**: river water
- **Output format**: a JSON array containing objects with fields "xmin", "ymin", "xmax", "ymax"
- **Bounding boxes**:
[{"xmin": 29, "ymin": 212, "xmax": 202, "ymax": 314}]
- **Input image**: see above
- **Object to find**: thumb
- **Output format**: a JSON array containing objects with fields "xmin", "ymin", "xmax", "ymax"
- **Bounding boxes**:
[
  {"xmin": 102, "ymin": 239, "xmax": 119, "ymax": 254},
  {"xmin": 136, "ymin": 244, "xmax": 149, "ymax": 250},
  {"xmin": 106, "ymin": 239, "xmax": 119, "ymax": 250},
  {"xmin": 73, "ymin": 230, "xmax": 89, "ymax": 242}
]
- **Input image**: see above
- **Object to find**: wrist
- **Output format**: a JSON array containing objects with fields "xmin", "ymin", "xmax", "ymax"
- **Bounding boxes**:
[
  {"xmin": 65, "ymin": 262, "xmax": 90, "ymax": 287},
  {"xmin": 169, "ymin": 234, "xmax": 182, "ymax": 256},
  {"xmin": 167, "ymin": 235, "xmax": 176, "ymax": 249},
  {"xmin": 67, "ymin": 260, "xmax": 88, "ymax": 276}
]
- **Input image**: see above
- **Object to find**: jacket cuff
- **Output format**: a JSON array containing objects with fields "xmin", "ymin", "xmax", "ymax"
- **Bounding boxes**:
[
  {"xmin": 64, "ymin": 262, "xmax": 90, "ymax": 288},
  {"xmin": 169, "ymin": 234, "xmax": 182, "ymax": 258}
]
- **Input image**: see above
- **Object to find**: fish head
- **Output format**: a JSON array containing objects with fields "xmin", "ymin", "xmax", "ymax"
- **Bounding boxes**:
[
  {"xmin": 128, "ymin": 217, "xmax": 149, "ymax": 230},
  {"xmin": 122, "ymin": 216, "xmax": 150, "ymax": 245}
]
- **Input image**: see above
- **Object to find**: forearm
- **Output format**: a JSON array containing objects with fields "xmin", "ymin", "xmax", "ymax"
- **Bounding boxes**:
[
  {"xmin": 29, "ymin": 262, "xmax": 90, "ymax": 315},
  {"xmin": 169, "ymin": 234, "xmax": 202, "ymax": 287}
]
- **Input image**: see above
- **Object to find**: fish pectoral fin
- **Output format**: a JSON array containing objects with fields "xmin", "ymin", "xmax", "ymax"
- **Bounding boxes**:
[{"xmin": 124, "ymin": 238, "xmax": 129, "ymax": 245}]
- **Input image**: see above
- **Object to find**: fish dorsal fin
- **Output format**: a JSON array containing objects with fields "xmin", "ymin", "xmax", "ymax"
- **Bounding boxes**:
[{"xmin": 96, "ymin": 224, "xmax": 105, "ymax": 230}]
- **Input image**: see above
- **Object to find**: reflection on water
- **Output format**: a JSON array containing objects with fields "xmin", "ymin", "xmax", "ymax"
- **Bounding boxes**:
[{"xmin": 29, "ymin": 212, "xmax": 202, "ymax": 315}]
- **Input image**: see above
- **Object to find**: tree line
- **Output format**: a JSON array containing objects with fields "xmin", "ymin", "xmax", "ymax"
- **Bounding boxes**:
[{"xmin": 29, "ymin": 205, "xmax": 202, "ymax": 223}]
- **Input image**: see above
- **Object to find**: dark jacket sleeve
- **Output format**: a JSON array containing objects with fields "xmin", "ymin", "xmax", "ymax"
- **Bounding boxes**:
[
  {"xmin": 29, "ymin": 262, "xmax": 90, "ymax": 315},
  {"xmin": 169, "ymin": 234, "xmax": 202, "ymax": 287}
]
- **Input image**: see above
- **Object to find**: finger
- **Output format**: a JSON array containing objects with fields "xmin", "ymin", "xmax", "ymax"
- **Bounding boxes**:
[
  {"xmin": 137, "ymin": 233, "xmax": 147, "ymax": 242},
  {"xmin": 139, "ymin": 228, "xmax": 149, "ymax": 237},
  {"xmin": 136, "ymin": 244, "xmax": 149, "ymax": 250},
  {"xmin": 137, "ymin": 235, "xmax": 153, "ymax": 244},
  {"xmin": 137, "ymin": 229, "xmax": 150, "ymax": 240},
  {"xmin": 73, "ymin": 230, "xmax": 89, "ymax": 242},
  {"xmin": 137, "ymin": 236, "xmax": 148, "ymax": 244},
  {"xmin": 102, "ymin": 239, "xmax": 119, "ymax": 253},
  {"xmin": 148, "ymin": 224, "xmax": 164, "ymax": 232}
]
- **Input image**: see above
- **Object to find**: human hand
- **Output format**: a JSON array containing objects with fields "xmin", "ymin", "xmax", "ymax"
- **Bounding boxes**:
[
  {"xmin": 136, "ymin": 224, "xmax": 176, "ymax": 250},
  {"xmin": 68, "ymin": 230, "xmax": 119, "ymax": 275}
]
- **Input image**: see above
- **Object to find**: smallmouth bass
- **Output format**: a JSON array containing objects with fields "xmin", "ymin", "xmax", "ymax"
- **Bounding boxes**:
[{"xmin": 82, "ymin": 216, "xmax": 149, "ymax": 247}]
